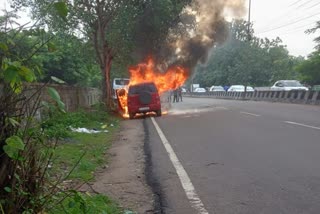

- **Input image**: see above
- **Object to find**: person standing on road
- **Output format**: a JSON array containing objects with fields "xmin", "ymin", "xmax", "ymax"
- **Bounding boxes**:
[
  {"xmin": 167, "ymin": 90, "xmax": 172, "ymax": 103},
  {"xmin": 173, "ymin": 89, "xmax": 178, "ymax": 103},
  {"xmin": 178, "ymin": 87, "xmax": 183, "ymax": 102}
]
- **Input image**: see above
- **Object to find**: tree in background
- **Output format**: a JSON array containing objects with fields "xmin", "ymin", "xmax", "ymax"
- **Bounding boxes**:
[
  {"xmin": 192, "ymin": 19, "xmax": 300, "ymax": 88},
  {"xmin": 39, "ymin": 33, "xmax": 101, "ymax": 87},
  {"xmin": 10, "ymin": 0, "xmax": 143, "ymax": 107},
  {"xmin": 10, "ymin": 0, "xmax": 193, "ymax": 108},
  {"xmin": 295, "ymin": 52, "xmax": 320, "ymax": 85},
  {"xmin": 295, "ymin": 20, "xmax": 320, "ymax": 86},
  {"xmin": 306, "ymin": 20, "xmax": 320, "ymax": 51}
]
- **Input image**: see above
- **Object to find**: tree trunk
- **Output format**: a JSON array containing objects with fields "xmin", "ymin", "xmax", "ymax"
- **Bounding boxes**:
[{"xmin": 100, "ymin": 52, "xmax": 113, "ymax": 110}]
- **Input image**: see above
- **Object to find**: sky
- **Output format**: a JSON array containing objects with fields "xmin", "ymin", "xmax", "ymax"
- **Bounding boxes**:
[
  {"xmin": 247, "ymin": 0, "xmax": 320, "ymax": 57},
  {"xmin": 0, "ymin": 0, "xmax": 319, "ymax": 57}
]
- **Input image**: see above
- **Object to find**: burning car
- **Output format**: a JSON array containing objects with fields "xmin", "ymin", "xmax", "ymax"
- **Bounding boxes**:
[
  {"xmin": 125, "ymin": 82, "xmax": 161, "ymax": 119},
  {"xmin": 116, "ymin": 58, "xmax": 189, "ymax": 119}
]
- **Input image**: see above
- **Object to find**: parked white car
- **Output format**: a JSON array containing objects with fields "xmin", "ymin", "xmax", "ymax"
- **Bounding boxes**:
[
  {"xmin": 194, "ymin": 88, "xmax": 206, "ymax": 93},
  {"xmin": 209, "ymin": 85, "xmax": 225, "ymax": 92},
  {"xmin": 271, "ymin": 80, "xmax": 308, "ymax": 91},
  {"xmin": 228, "ymin": 85, "xmax": 254, "ymax": 92},
  {"xmin": 113, "ymin": 78, "xmax": 130, "ymax": 99}
]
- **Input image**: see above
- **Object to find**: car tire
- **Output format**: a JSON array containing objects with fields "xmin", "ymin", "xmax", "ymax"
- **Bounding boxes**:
[
  {"xmin": 129, "ymin": 113, "xmax": 135, "ymax": 119},
  {"xmin": 156, "ymin": 110, "xmax": 162, "ymax": 117},
  {"xmin": 139, "ymin": 91, "xmax": 152, "ymax": 105}
]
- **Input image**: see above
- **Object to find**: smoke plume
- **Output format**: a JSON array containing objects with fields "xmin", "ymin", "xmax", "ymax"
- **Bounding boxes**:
[
  {"xmin": 168, "ymin": 0, "xmax": 246, "ymax": 72},
  {"xmin": 132, "ymin": 0, "xmax": 246, "ymax": 75}
]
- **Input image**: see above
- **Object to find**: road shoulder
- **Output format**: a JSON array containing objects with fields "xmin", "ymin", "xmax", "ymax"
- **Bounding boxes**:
[{"xmin": 82, "ymin": 119, "xmax": 155, "ymax": 213}]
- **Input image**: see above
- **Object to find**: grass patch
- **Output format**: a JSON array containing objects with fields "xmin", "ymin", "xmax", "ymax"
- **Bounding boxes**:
[
  {"xmin": 48, "ymin": 109, "xmax": 119, "ymax": 181},
  {"xmin": 45, "ymin": 108, "xmax": 122, "ymax": 213},
  {"xmin": 50, "ymin": 192, "xmax": 122, "ymax": 214},
  {"xmin": 53, "ymin": 132, "xmax": 113, "ymax": 181}
]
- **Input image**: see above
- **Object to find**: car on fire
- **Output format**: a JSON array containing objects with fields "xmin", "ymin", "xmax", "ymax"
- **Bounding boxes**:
[{"xmin": 127, "ymin": 82, "xmax": 162, "ymax": 119}]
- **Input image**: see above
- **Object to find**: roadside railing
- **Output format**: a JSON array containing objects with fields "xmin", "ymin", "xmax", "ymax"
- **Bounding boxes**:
[{"xmin": 184, "ymin": 90, "xmax": 320, "ymax": 105}]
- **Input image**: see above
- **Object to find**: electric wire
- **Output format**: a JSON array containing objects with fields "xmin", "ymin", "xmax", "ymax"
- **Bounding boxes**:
[{"xmin": 256, "ymin": 12, "xmax": 320, "ymax": 34}]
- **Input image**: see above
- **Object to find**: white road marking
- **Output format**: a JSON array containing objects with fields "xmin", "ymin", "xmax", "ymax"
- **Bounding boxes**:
[
  {"xmin": 216, "ymin": 106, "xmax": 228, "ymax": 110},
  {"xmin": 240, "ymin": 111, "xmax": 261, "ymax": 117},
  {"xmin": 151, "ymin": 117, "xmax": 210, "ymax": 214},
  {"xmin": 284, "ymin": 121, "xmax": 320, "ymax": 130}
]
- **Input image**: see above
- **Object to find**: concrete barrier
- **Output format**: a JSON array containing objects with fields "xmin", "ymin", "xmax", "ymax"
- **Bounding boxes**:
[{"xmin": 185, "ymin": 90, "xmax": 320, "ymax": 106}]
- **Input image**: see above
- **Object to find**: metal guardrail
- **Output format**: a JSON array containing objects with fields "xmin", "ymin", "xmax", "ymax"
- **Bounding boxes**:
[{"xmin": 184, "ymin": 90, "xmax": 320, "ymax": 105}]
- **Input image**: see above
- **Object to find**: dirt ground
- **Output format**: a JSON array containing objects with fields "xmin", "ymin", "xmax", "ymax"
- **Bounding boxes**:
[{"xmin": 81, "ymin": 119, "xmax": 155, "ymax": 213}]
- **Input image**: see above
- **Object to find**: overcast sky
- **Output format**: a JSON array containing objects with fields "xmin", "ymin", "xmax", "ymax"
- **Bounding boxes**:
[
  {"xmin": 248, "ymin": 0, "xmax": 320, "ymax": 57},
  {"xmin": 1, "ymin": 0, "xmax": 319, "ymax": 57}
]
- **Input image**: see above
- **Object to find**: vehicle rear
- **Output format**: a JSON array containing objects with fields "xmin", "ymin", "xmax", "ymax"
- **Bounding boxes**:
[
  {"xmin": 127, "ymin": 82, "xmax": 161, "ymax": 119},
  {"xmin": 113, "ymin": 78, "xmax": 130, "ymax": 99}
]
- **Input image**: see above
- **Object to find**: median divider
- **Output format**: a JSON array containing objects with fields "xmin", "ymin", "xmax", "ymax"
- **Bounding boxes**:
[{"xmin": 184, "ymin": 90, "xmax": 320, "ymax": 105}]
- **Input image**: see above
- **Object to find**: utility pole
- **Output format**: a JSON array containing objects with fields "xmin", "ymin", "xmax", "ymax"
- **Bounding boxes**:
[
  {"xmin": 244, "ymin": 0, "xmax": 252, "ymax": 99},
  {"xmin": 247, "ymin": 0, "xmax": 251, "ymax": 41}
]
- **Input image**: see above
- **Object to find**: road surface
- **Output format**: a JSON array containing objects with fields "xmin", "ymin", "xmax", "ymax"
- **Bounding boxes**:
[{"xmin": 145, "ymin": 97, "xmax": 320, "ymax": 214}]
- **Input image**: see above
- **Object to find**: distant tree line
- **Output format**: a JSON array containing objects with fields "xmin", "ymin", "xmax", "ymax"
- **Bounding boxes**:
[{"xmin": 192, "ymin": 19, "xmax": 320, "ymax": 88}]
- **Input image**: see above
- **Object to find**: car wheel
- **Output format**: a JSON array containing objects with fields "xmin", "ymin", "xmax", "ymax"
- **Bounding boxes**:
[
  {"xmin": 156, "ymin": 110, "xmax": 162, "ymax": 117},
  {"xmin": 139, "ymin": 91, "xmax": 152, "ymax": 105},
  {"xmin": 129, "ymin": 113, "xmax": 135, "ymax": 119}
]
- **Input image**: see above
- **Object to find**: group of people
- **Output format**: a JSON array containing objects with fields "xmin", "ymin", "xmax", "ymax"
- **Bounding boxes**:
[{"xmin": 168, "ymin": 87, "xmax": 183, "ymax": 103}]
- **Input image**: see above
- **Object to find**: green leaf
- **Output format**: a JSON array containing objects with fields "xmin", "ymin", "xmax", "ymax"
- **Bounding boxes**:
[
  {"xmin": 8, "ymin": 118, "xmax": 20, "ymax": 127},
  {"xmin": 47, "ymin": 87, "xmax": 61, "ymax": 102},
  {"xmin": 47, "ymin": 42, "xmax": 57, "ymax": 52},
  {"xmin": 0, "ymin": 42, "xmax": 8, "ymax": 52},
  {"xmin": 3, "ymin": 136, "xmax": 25, "ymax": 160},
  {"xmin": 68, "ymin": 201, "xmax": 76, "ymax": 208},
  {"xmin": 4, "ymin": 187, "xmax": 11, "ymax": 193},
  {"xmin": 54, "ymin": 2, "xmax": 68, "ymax": 19},
  {"xmin": 57, "ymin": 100, "xmax": 66, "ymax": 112},
  {"xmin": 19, "ymin": 66, "xmax": 35, "ymax": 82},
  {"xmin": 3, "ymin": 65, "xmax": 19, "ymax": 83},
  {"xmin": 51, "ymin": 76, "xmax": 65, "ymax": 84}
]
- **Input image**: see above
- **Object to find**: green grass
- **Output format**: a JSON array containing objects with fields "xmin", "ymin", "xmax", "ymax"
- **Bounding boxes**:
[
  {"xmin": 49, "ymin": 110, "xmax": 119, "ymax": 181},
  {"xmin": 50, "ymin": 193, "xmax": 122, "ymax": 214},
  {"xmin": 46, "ymin": 109, "xmax": 122, "ymax": 213},
  {"xmin": 53, "ymin": 132, "xmax": 113, "ymax": 181}
]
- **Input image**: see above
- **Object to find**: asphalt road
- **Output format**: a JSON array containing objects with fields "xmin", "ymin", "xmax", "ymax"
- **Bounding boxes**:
[{"xmin": 145, "ymin": 97, "xmax": 320, "ymax": 214}]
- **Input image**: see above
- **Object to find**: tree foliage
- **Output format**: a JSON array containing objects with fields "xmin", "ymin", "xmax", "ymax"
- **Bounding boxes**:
[
  {"xmin": 192, "ymin": 20, "xmax": 301, "ymax": 88},
  {"xmin": 10, "ymin": 0, "xmax": 193, "ymax": 107},
  {"xmin": 295, "ymin": 51, "xmax": 320, "ymax": 85}
]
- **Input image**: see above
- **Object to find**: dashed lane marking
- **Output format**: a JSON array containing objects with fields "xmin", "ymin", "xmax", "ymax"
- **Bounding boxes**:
[
  {"xmin": 240, "ymin": 111, "xmax": 261, "ymax": 117},
  {"xmin": 151, "ymin": 117, "xmax": 210, "ymax": 214},
  {"xmin": 284, "ymin": 121, "xmax": 320, "ymax": 130}
]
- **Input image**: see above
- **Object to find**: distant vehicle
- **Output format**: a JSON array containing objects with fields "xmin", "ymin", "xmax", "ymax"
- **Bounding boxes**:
[
  {"xmin": 127, "ymin": 82, "xmax": 161, "ymax": 119},
  {"xmin": 209, "ymin": 85, "xmax": 225, "ymax": 92},
  {"xmin": 194, "ymin": 87, "xmax": 206, "ymax": 93},
  {"xmin": 227, "ymin": 85, "xmax": 254, "ymax": 92},
  {"xmin": 246, "ymin": 86, "xmax": 255, "ymax": 92},
  {"xmin": 113, "ymin": 78, "xmax": 130, "ymax": 99},
  {"xmin": 181, "ymin": 87, "xmax": 187, "ymax": 93},
  {"xmin": 271, "ymin": 80, "xmax": 308, "ymax": 91},
  {"xmin": 191, "ymin": 84, "xmax": 200, "ymax": 92}
]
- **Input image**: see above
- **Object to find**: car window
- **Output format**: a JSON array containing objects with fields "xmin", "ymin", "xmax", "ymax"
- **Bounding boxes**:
[
  {"xmin": 128, "ymin": 83, "xmax": 157, "ymax": 95},
  {"xmin": 115, "ymin": 79, "xmax": 129, "ymax": 85},
  {"xmin": 283, "ymin": 81, "xmax": 302, "ymax": 87},
  {"xmin": 145, "ymin": 83, "xmax": 157, "ymax": 92}
]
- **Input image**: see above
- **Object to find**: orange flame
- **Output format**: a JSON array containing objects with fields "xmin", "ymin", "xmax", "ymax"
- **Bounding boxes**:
[{"xmin": 117, "ymin": 58, "xmax": 189, "ymax": 117}]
